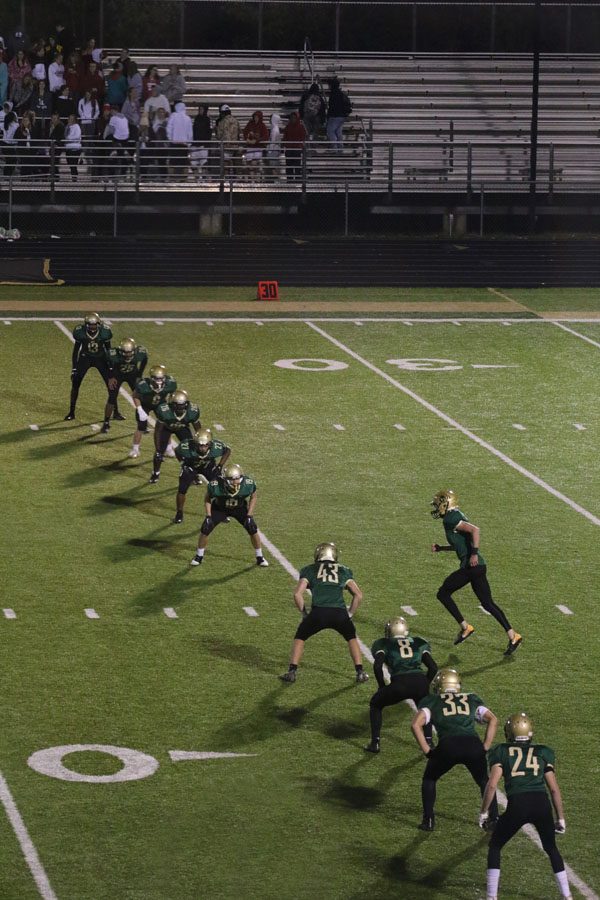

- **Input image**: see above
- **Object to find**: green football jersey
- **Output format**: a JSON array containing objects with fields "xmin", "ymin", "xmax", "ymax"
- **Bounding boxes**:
[
  {"xmin": 208, "ymin": 476, "xmax": 256, "ymax": 511},
  {"xmin": 418, "ymin": 691, "xmax": 486, "ymax": 740},
  {"xmin": 298, "ymin": 561, "xmax": 354, "ymax": 609},
  {"xmin": 488, "ymin": 743, "xmax": 555, "ymax": 797},
  {"xmin": 109, "ymin": 346, "xmax": 148, "ymax": 380},
  {"xmin": 176, "ymin": 439, "xmax": 229, "ymax": 469},
  {"xmin": 72, "ymin": 323, "xmax": 112, "ymax": 361},
  {"xmin": 371, "ymin": 635, "xmax": 431, "ymax": 677},
  {"xmin": 442, "ymin": 509, "xmax": 486, "ymax": 568},
  {"xmin": 135, "ymin": 376, "xmax": 177, "ymax": 412},
  {"xmin": 156, "ymin": 402, "xmax": 200, "ymax": 434}
]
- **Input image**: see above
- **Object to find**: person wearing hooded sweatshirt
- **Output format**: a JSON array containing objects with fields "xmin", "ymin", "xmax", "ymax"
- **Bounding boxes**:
[
  {"xmin": 326, "ymin": 76, "xmax": 352, "ymax": 151},
  {"xmin": 242, "ymin": 109, "xmax": 269, "ymax": 178},
  {"xmin": 215, "ymin": 104, "xmax": 240, "ymax": 177},
  {"xmin": 0, "ymin": 55, "xmax": 8, "ymax": 106},
  {"xmin": 299, "ymin": 82, "xmax": 326, "ymax": 140},
  {"xmin": 191, "ymin": 103, "xmax": 211, "ymax": 179},
  {"xmin": 167, "ymin": 101, "xmax": 193, "ymax": 178},
  {"xmin": 265, "ymin": 112, "xmax": 283, "ymax": 181},
  {"xmin": 282, "ymin": 111, "xmax": 307, "ymax": 183}
]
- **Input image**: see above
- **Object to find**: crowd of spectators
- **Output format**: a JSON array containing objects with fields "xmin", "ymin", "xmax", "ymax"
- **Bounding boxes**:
[{"xmin": 0, "ymin": 25, "xmax": 354, "ymax": 183}]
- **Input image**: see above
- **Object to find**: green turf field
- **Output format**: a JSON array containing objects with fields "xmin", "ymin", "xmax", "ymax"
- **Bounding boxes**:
[{"xmin": 2, "ymin": 296, "xmax": 599, "ymax": 900}]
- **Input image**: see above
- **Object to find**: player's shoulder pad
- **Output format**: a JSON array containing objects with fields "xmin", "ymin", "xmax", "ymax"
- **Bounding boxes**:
[
  {"xmin": 137, "ymin": 346, "xmax": 148, "ymax": 355},
  {"xmin": 156, "ymin": 402, "xmax": 170, "ymax": 414},
  {"xmin": 73, "ymin": 324, "xmax": 85, "ymax": 339},
  {"xmin": 244, "ymin": 477, "xmax": 257, "ymax": 488},
  {"xmin": 189, "ymin": 404, "xmax": 200, "ymax": 415}
]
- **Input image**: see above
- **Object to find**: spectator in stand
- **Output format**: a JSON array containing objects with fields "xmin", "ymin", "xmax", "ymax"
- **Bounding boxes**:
[
  {"xmin": 78, "ymin": 89, "xmax": 99, "ymax": 138},
  {"xmin": 29, "ymin": 78, "xmax": 53, "ymax": 129},
  {"xmin": 81, "ymin": 38, "xmax": 96, "ymax": 70},
  {"xmin": 55, "ymin": 85, "xmax": 75, "ymax": 120},
  {"xmin": 300, "ymin": 81, "xmax": 326, "ymax": 141},
  {"xmin": 15, "ymin": 110, "xmax": 35, "ymax": 176},
  {"xmin": 326, "ymin": 76, "xmax": 352, "ymax": 152},
  {"xmin": 48, "ymin": 53, "xmax": 65, "ymax": 95},
  {"xmin": 144, "ymin": 82, "xmax": 170, "ymax": 121},
  {"xmin": 167, "ymin": 100, "xmax": 192, "ymax": 178},
  {"xmin": 92, "ymin": 103, "xmax": 111, "ymax": 178},
  {"xmin": 150, "ymin": 106, "xmax": 169, "ymax": 180},
  {"xmin": 8, "ymin": 50, "xmax": 31, "ymax": 87},
  {"xmin": 105, "ymin": 106, "xmax": 130, "ymax": 176},
  {"xmin": 10, "ymin": 74, "xmax": 34, "ymax": 114},
  {"xmin": 265, "ymin": 112, "xmax": 283, "ymax": 181},
  {"xmin": 1, "ymin": 109, "xmax": 19, "ymax": 177},
  {"xmin": 215, "ymin": 103, "xmax": 239, "ymax": 177},
  {"xmin": 0, "ymin": 55, "xmax": 9, "ymax": 106},
  {"xmin": 46, "ymin": 108, "xmax": 65, "ymax": 142},
  {"xmin": 0, "ymin": 99, "xmax": 12, "ymax": 132},
  {"xmin": 161, "ymin": 64, "xmax": 186, "ymax": 108},
  {"xmin": 191, "ymin": 102, "xmax": 211, "ymax": 180},
  {"xmin": 242, "ymin": 109, "xmax": 268, "ymax": 178},
  {"xmin": 138, "ymin": 110, "xmax": 152, "ymax": 178},
  {"xmin": 106, "ymin": 62, "xmax": 127, "ymax": 109},
  {"xmin": 142, "ymin": 65, "xmax": 160, "ymax": 103},
  {"xmin": 282, "ymin": 110, "xmax": 306, "ymax": 182},
  {"xmin": 116, "ymin": 49, "xmax": 132, "ymax": 78},
  {"xmin": 121, "ymin": 86, "xmax": 140, "ymax": 134},
  {"xmin": 6, "ymin": 29, "xmax": 30, "ymax": 61},
  {"xmin": 80, "ymin": 61, "xmax": 105, "ymax": 102},
  {"xmin": 127, "ymin": 60, "xmax": 142, "ymax": 103},
  {"xmin": 30, "ymin": 44, "xmax": 47, "ymax": 84},
  {"xmin": 64, "ymin": 112, "xmax": 82, "ymax": 180},
  {"xmin": 64, "ymin": 56, "xmax": 82, "ymax": 104},
  {"xmin": 50, "ymin": 23, "xmax": 75, "ymax": 60}
]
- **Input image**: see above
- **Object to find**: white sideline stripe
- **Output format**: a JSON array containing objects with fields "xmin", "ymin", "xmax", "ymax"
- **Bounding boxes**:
[
  {"xmin": 512, "ymin": 423, "xmax": 526, "ymax": 431},
  {"xmin": 401, "ymin": 605, "xmax": 417, "ymax": 616},
  {"xmin": 556, "ymin": 604, "xmax": 574, "ymax": 615},
  {"xmin": 333, "ymin": 424, "xmax": 345, "ymax": 431},
  {"xmin": 307, "ymin": 322, "xmax": 600, "ymax": 528},
  {"xmin": 84, "ymin": 608, "xmax": 99, "ymax": 619},
  {"xmin": 574, "ymin": 424, "xmax": 586, "ymax": 431},
  {"xmin": 0, "ymin": 771, "xmax": 58, "ymax": 900},
  {"xmin": 479, "ymin": 604, "xmax": 491, "ymax": 616},
  {"xmin": 13, "ymin": 315, "xmax": 600, "ymax": 324},
  {"xmin": 243, "ymin": 607, "xmax": 259, "ymax": 617},
  {"xmin": 553, "ymin": 321, "xmax": 600, "ymax": 349},
  {"xmin": 168, "ymin": 751, "xmax": 256, "ymax": 761},
  {"xmin": 394, "ymin": 423, "xmax": 406, "ymax": 431},
  {"xmin": 213, "ymin": 423, "xmax": 224, "ymax": 432},
  {"xmin": 3, "ymin": 609, "xmax": 17, "ymax": 619},
  {"xmin": 29, "ymin": 424, "xmax": 40, "ymax": 431},
  {"xmin": 163, "ymin": 607, "xmax": 178, "ymax": 619},
  {"xmin": 273, "ymin": 424, "xmax": 285, "ymax": 431}
]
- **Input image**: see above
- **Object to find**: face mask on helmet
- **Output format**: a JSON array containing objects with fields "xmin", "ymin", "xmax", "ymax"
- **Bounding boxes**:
[
  {"xmin": 119, "ymin": 338, "xmax": 136, "ymax": 362},
  {"xmin": 149, "ymin": 365, "xmax": 167, "ymax": 391},
  {"xmin": 314, "ymin": 542, "xmax": 338, "ymax": 563},
  {"xmin": 194, "ymin": 429, "xmax": 212, "ymax": 459},
  {"xmin": 170, "ymin": 390, "xmax": 189, "ymax": 416},
  {"xmin": 431, "ymin": 490, "xmax": 458, "ymax": 519},
  {"xmin": 85, "ymin": 313, "xmax": 101, "ymax": 338},
  {"xmin": 385, "ymin": 616, "xmax": 409, "ymax": 639},
  {"xmin": 222, "ymin": 463, "xmax": 244, "ymax": 495}
]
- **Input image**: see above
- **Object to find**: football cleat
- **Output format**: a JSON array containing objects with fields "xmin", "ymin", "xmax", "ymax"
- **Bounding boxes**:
[
  {"xmin": 119, "ymin": 338, "xmax": 136, "ymax": 362},
  {"xmin": 222, "ymin": 462, "xmax": 244, "ymax": 496},
  {"xmin": 431, "ymin": 667, "xmax": 461, "ymax": 694},
  {"xmin": 256, "ymin": 556, "xmax": 269, "ymax": 567},
  {"xmin": 356, "ymin": 671, "xmax": 369, "ymax": 684},
  {"xmin": 165, "ymin": 443, "xmax": 176, "ymax": 458},
  {"xmin": 149, "ymin": 472, "xmax": 160, "ymax": 484},
  {"xmin": 112, "ymin": 412, "xmax": 126, "ymax": 421},
  {"xmin": 430, "ymin": 489, "xmax": 458, "ymax": 519},
  {"xmin": 100, "ymin": 422, "xmax": 110, "ymax": 433},
  {"xmin": 453, "ymin": 623, "xmax": 475, "ymax": 645},
  {"xmin": 64, "ymin": 412, "xmax": 75, "ymax": 420},
  {"xmin": 364, "ymin": 740, "xmax": 380, "ymax": 754},
  {"xmin": 173, "ymin": 511, "xmax": 184, "ymax": 524},
  {"xmin": 279, "ymin": 670, "xmax": 296, "ymax": 683},
  {"xmin": 504, "ymin": 632, "xmax": 523, "ymax": 657},
  {"xmin": 128, "ymin": 447, "xmax": 140, "ymax": 458},
  {"xmin": 190, "ymin": 554, "xmax": 204, "ymax": 566},
  {"xmin": 385, "ymin": 616, "xmax": 409, "ymax": 639},
  {"xmin": 418, "ymin": 816, "xmax": 435, "ymax": 832},
  {"xmin": 504, "ymin": 712, "xmax": 533, "ymax": 743},
  {"xmin": 314, "ymin": 542, "xmax": 338, "ymax": 563}
]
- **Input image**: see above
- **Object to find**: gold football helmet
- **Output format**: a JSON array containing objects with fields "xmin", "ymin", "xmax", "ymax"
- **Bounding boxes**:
[
  {"xmin": 431, "ymin": 489, "xmax": 458, "ymax": 519},
  {"xmin": 149, "ymin": 365, "xmax": 167, "ymax": 391},
  {"xmin": 431, "ymin": 667, "xmax": 461, "ymax": 694},
  {"xmin": 385, "ymin": 616, "xmax": 409, "ymax": 639},
  {"xmin": 222, "ymin": 462, "xmax": 244, "ymax": 495},
  {"xmin": 84, "ymin": 312, "xmax": 101, "ymax": 337},
  {"xmin": 194, "ymin": 428, "xmax": 212, "ymax": 459},
  {"xmin": 314, "ymin": 542, "xmax": 338, "ymax": 563},
  {"xmin": 119, "ymin": 338, "xmax": 136, "ymax": 362},
  {"xmin": 504, "ymin": 712, "xmax": 533, "ymax": 743},
  {"xmin": 169, "ymin": 390, "xmax": 189, "ymax": 416}
]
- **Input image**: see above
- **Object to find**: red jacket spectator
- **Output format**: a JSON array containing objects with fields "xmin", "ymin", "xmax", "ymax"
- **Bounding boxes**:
[
  {"xmin": 8, "ymin": 51, "xmax": 31, "ymax": 84},
  {"xmin": 282, "ymin": 111, "xmax": 307, "ymax": 148},
  {"xmin": 243, "ymin": 110, "xmax": 268, "ymax": 149},
  {"xmin": 80, "ymin": 62, "xmax": 105, "ymax": 100},
  {"xmin": 65, "ymin": 65, "xmax": 81, "ymax": 97}
]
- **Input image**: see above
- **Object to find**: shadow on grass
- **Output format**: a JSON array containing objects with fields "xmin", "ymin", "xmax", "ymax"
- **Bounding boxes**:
[
  {"xmin": 300, "ymin": 753, "xmax": 422, "ymax": 811},
  {"xmin": 129, "ymin": 565, "xmax": 255, "ymax": 616}
]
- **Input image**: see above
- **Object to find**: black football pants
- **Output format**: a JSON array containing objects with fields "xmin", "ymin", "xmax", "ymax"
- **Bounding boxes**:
[
  {"xmin": 437, "ymin": 564, "xmax": 512, "ymax": 631},
  {"xmin": 68, "ymin": 357, "xmax": 112, "ymax": 415},
  {"xmin": 369, "ymin": 673, "xmax": 431, "ymax": 742},
  {"xmin": 422, "ymin": 734, "xmax": 499, "ymax": 820},
  {"xmin": 488, "ymin": 792, "xmax": 564, "ymax": 873}
]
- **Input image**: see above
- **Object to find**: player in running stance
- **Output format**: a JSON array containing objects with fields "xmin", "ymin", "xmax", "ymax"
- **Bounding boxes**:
[
  {"xmin": 149, "ymin": 389, "xmax": 200, "ymax": 483},
  {"xmin": 430, "ymin": 490, "xmax": 522, "ymax": 655},
  {"xmin": 411, "ymin": 667, "xmax": 499, "ymax": 832},
  {"xmin": 480, "ymin": 713, "xmax": 571, "ymax": 900},
  {"xmin": 129, "ymin": 365, "xmax": 177, "ymax": 459},
  {"xmin": 101, "ymin": 338, "xmax": 148, "ymax": 433},
  {"xmin": 173, "ymin": 429, "xmax": 231, "ymax": 524},
  {"xmin": 64, "ymin": 313, "xmax": 119, "ymax": 421},
  {"xmin": 364, "ymin": 616, "xmax": 438, "ymax": 754},
  {"xmin": 280, "ymin": 542, "xmax": 368, "ymax": 685}
]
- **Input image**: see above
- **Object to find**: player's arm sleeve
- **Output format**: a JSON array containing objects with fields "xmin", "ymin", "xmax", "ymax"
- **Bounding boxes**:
[
  {"xmin": 139, "ymin": 354, "xmax": 148, "ymax": 377},
  {"xmin": 422, "ymin": 650, "xmax": 438, "ymax": 682},
  {"xmin": 373, "ymin": 651, "xmax": 386, "ymax": 688},
  {"xmin": 71, "ymin": 341, "xmax": 81, "ymax": 367}
]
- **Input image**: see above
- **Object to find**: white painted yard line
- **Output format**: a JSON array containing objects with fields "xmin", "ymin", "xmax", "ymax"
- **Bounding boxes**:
[
  {"xmin": 512, "ymin": 423, "xmax": 526, "ymax": 431},
  {"xmin": 393, "ymin": 423, "xmax": 406, "ymax": 431},
  {"xmin": 553, "ymin": 321, "xmax": 600, "ymax": 349},
  {"xmin": 169, "ymin": 751, "xmax": 257, "ymax": 761},
  {"xmin": 273, "ymin": 424, "xmax": 285, "ymax": 431},
  {"xmin": 163, "ymin": 607, "xmax": 178, "ymax": 619},
  {"xmin": 243, "ymin": 607, "xmax": 259, "ymax": 617},
  {"xmin": 401, "ymin": 605, "xmax": 418, "ymax": 616},
  {"xmin": 556, "ymin": 604, "xmax": 574, "ymax": 615},
  {"xmin": 333, "ymin": 424, "xmax": 345, "ymax": 431},
  {"xmin": 213, "ymin": 423, "xmax": 224, "ymax": 432},
  {"xmin": 84, "ymin": 609, "xmax": 99, "ymax": 619},
  {"xmin": 574, "ymin": 424, "xmax": 587, "ymax": 431},
  {"xmin": 29, "ymin": 424, "xmax": 39, "ymax": 432},
  {"xmin": 3, "ymin": 609, "xmax": 17, "ymax": 619},
  {"xmin": 0, "ymin": 772, "xmax": 58, "ymax": 900},
  {"xmin": 307, "ymin": 322, "xmax": 600, "ymax": 528}
]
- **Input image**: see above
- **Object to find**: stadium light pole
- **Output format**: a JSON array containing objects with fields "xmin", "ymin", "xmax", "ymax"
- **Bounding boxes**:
[{"xmin": 528, "ymin": 0, "xmax": 542, "ymax": 232}]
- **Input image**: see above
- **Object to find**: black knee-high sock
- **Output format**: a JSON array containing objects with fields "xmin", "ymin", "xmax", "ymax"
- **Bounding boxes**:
[
  {"xmin": 369, "ymin": 706, "xmax": 383, "ymax": 741},
  {"xmin": 421, "ymin": 778, "xmax": 436, "ymax": 817}
]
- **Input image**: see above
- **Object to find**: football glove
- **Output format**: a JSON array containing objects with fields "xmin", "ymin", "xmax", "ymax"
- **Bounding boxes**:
[
  {"xmin": 478, "ymin": 812, "xmax": 489, "ymax": 829},
  {"xmin": 137, "ymin": 407, "xmax": 149, "ymax": 422},
  {"xmin": 555, "ymin": 819, "xmax": 566, "ymax": 834},
  {"xmin": 301, "ymin": 608, "xmax": 308, "ymax": 619}
]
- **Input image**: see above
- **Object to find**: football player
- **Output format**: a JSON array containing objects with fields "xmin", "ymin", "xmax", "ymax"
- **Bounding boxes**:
[
  {"xmin": 480, "ymin": 713, "xmax": 571, "ymax": 900},
  {"xmin": 190, "ymin": 463, "xmax": 269, "ymax": 567},
  {"xmin": 364, "ymin": 616, "xmax": 438, "ymax": 754},
  {"xmin": 173, "ymin": 429, "xmax": 231, "ymax": 524},
  {"xmin": 430, "ymin": 490, "xmax": 522, "ymax": 655},
  {"xmin": 411, "ymin": 667, "xmax": 499, "ymax": 832},
  {"xmin": 150, "ymin": 390, "xmax": 200, "ymax": 483},
  {"xmin": 64, "ymin": 313, "xmax": 119, "ymax": 421},
  {"xmin": 101, "ymin": 338, "xmax": 148, "ymax": 434},
  {"xmin": 129, "ymin": 365, "xmax": 177, "ymax": 459},
  {"xmin": 280, "ymin": 542, "xmax": 368, "ymax": 685}
]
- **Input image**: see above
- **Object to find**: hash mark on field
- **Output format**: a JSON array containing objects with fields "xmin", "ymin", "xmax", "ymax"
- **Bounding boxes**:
[
  {"xmin": 243, "ymin": 607, "xmax": 259, "ymax": 617},
  {"xmin": 255, "ymin": 320, "xmax": 264, "ymax": 326},
  {"xmin": 556, "ymin": 604, "xmax": 574, "ymax": 615},
  {"xmin": 29, "ymin": 424, "xmax": 39, "ymax": 431},
  {"xmin": 479, "ymin": 605, "xmax": 491, "ymax": 616},
  {"xmin": 403, "ymin": 321, "xmax": 413, "ymax": 326},
  {"xmin": 273, "ymin": 424, "xmax": 285, "ymax": 431},
  {"xmin": 333, "ymin": 424, "xmax": 345, "ymax": 431},
  {"xmin": 3, "ymin": 320, "xmax": 11, "ymax": 325},
  {"xmin": 213, "ymin": 423, "xmax": 224, "ymax": 431},
  {"xmin": 401, "ymin": 605, "xmax": 417, "ymax": 616},
  {"xmin": 3, "ymin": 609, "xmax": 16, "ymax": 619},
  {"xmin": 163, "ymin": 607, "xmax": 178, "ymax": 619},
  {"xmin": 90, "ymin": 423, "xmax": 101, "ymax": 432},
  {"xmin": 501, "ymin": 321, "xmax": 511, "ymax": 326},
  {"xmin": 574, "ymin": 424, "xmax": 586, "ymax": 431},
  {"xmin": 394, "ymin": 423, "xmax": 406, "ymax": 431},
  {"xmin": 206, "ymin": 320, "xmax": 214, "ymax": 326},
  {"xmin": 512, "ymin": 424, "xmax": 526, "ymax": 431},
  {"xmin": 354, "ymin": 320, "xmax": 363, "ymax": 326},
  {"xmin": 452, "ymin": 320, "xmax": 461, "ymax": 326},
  {"xmin": 85, "ymin": 608, "xmax": 100, "ymax": 619},
  {"xmin": 155, "ymin": 320, "xmax": 164, "ymax": 325}
]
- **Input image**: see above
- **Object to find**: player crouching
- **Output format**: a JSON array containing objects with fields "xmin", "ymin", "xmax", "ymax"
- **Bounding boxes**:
[{"xmin": 190, "ymin": 463, "xmax": 269, "ymax": 568}]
